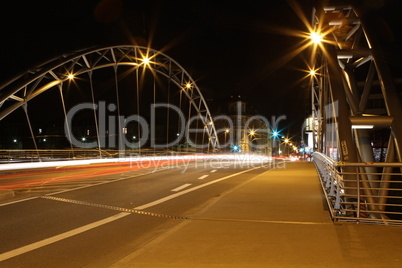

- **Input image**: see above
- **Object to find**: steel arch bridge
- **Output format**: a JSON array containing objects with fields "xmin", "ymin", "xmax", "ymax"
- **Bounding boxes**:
[
  {"xmin": 0, "ymin": 45, "xmax": 220, "ymax": 153},
  {"xmin": 309, "ymin": 2, "xmax": 402, "ymax": 224}
]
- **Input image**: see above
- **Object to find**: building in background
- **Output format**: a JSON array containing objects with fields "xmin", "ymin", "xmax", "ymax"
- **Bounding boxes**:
[{"xmin": 209, "ymin": 94, "xmax": 272, "ymax": 156}]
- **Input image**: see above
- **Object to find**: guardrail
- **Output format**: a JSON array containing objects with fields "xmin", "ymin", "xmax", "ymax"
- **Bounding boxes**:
[{"xmin": 312, "ymin": 152, "xmax": 402, "ymax": 225}]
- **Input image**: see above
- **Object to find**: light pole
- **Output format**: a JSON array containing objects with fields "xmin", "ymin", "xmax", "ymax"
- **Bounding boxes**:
[
  {"xmin": 283, "ymin": 138, "xmax": 289, "ymax": 156},
  {"xmin": 270, "ymin": 130, "xmax": 280, "ymax": 155},
  {"xmin": 224, "ymin": 129, "xmax": 230, "ymax": 150},
  {"xmin": 248, "ymin": 130, "xmax": 257, "ymax": 154}
]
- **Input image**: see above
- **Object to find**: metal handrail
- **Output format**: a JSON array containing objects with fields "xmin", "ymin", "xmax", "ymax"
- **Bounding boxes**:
[{"xmin": 312, "ymin": 152, "xmax": 402, "ymax": 225}]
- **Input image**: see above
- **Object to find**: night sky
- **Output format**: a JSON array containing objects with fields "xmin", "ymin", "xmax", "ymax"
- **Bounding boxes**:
[{"xmin": 1, "ymin": 0, "xmax": 401, "ymax": 138}]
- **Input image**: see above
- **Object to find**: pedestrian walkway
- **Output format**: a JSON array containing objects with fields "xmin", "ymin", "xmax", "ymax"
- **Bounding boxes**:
[{"xmin": 110, "ymin": 161, "xmax": 402, "ymax": 267}]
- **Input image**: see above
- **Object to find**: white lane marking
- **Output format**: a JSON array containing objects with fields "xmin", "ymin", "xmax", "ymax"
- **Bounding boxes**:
[
  {"xmin": 210, "ymin": 169, "xmax": 217, "ymax": 173},
  {"xmin": 0, "ymin": 196, "xmax": 38, "ymax": 207},
  {"xmin": 0, "ymin": 165, "xmax": 263, "ymax": 261},
  {"xmin": 197, "ymin": 175, "xmax": 209, "ymax": 180},
  {"xmin": 134, "ymin": 166, "xmax": 261, "ymax": 210},
  {"xmin": 0, "ymin": 212, "xmax": 130, "ymax": 262},
  {"xmin": 171, "ymin": 183, "xmax": 192, "ymax": 192}
]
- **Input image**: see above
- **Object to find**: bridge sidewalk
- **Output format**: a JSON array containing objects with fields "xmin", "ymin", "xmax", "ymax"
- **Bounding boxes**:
[{"xmin": 110, "ymin": 161, "xmax": 402, "ymax": 267}]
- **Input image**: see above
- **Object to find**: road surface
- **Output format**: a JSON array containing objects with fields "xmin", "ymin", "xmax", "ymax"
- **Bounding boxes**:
[{"xmin": 0, "ymin": 157, "xmax": 272, "ymax": 267}]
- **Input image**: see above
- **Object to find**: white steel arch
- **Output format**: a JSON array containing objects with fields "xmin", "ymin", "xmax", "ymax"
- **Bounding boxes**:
[{"xmin": 0, "ymin": 45, "xmax": 220, "ymax": 150}]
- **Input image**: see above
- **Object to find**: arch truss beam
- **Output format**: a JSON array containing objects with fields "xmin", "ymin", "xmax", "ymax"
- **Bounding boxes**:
[{"xmin": 0, "ymin": 45, "xmax": 220, "ymax": 150}]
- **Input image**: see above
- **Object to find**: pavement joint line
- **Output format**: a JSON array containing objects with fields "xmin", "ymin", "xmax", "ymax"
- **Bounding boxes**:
[
  {"xmin": 39, "ymin": 195, "xmax": 330, "ymax": 226},
  {"xmin": 36, "ymin": 164, "xmax": 270, "ymax": 222},
  {"xmin": 190, "ymin": 217, "xmax": 332, "ymax": 225},
  {"xmin": 0, "ymin": 163, "xmax": 279, "ymax": 262},
  {"xmin": 39, "ymin": 195, "xmax": 190, "ymax": 220}
]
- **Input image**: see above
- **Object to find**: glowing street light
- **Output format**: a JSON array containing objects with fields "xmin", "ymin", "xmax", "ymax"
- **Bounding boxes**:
[
  {"xmin": 142, "ymin": 56, "xmax": 150, "ymax": 65},
  {"xmin": 231, "ymin": 144, "xmax": 240, "ymax": 152},
  {"xmin": 224, "ymin": 129, "xmax": 230, "ymax": 147},
  {"xmin": 310, "ymin": 32, "xmax": 323, "ymax": 44},
  {"xmin": 67, "ymin": 74, "xmax": 75, "ymax": 80}
]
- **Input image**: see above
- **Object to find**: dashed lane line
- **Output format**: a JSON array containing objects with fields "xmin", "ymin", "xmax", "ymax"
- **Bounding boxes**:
[
  {"xmin": 0, "ymin": 166, "xmax": 263, "ymax": 261},
  {"xmin": 134, "ymin": 166, "xmax": 262, "ymax": 210},
  {"xmin": 171, "ymin": 183, "xmax": 192, "ymax": 192}
]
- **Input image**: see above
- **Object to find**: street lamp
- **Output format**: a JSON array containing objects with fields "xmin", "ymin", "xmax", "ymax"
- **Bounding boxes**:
[
  {"xmin": 282, "ymin": 138, "xmax": 292, "ymax": 156},
  {"xmin": 224, "ymin": 129, "xmax": 230, "ymax": 147},
  {"xmin": 247, "ymin": 130, "xmax": 258, "ymax": 153},
  {"xmin": 269, "ymin": 130, "xmax": 282, "ymax": 156},
  {"xmin": 310, "ymin": 32, "xmax": 323, "ymax": 44},
  {"xmin": 141, "ymin": 56, "xmax": 150, "ymax": 65}
]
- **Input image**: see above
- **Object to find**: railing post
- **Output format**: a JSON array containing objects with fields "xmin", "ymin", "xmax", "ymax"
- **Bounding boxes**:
[{"xmin": 356, "ymin": 167, "xmax": 360, "ymax": 219}]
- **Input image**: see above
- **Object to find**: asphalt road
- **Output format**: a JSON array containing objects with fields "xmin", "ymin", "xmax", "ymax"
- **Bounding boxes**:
[{"xmin": 0, "ymin": 158, "xmax": 271, "ymax": 267}]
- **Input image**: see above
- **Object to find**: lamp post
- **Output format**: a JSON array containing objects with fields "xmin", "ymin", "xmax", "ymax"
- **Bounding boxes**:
[
  {"xmin": 283, "ymin": 138, "xmax": 288, "ymax": 156},
  {"xmin": 247, "ymin": 130, "xmax": 257, "ymax": 153},
  {"xmin": 270, "ymin": 130, "xmax": 281, "ymax": 156},
  {"xmin": 224, "ymin": 129, "xmax": 230, "ymax": 149}
]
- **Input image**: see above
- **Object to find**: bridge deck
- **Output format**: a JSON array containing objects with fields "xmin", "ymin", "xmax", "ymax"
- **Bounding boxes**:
[{"xmin": 110, "ymin": 161, "xmax": 402, "ymax": 267}]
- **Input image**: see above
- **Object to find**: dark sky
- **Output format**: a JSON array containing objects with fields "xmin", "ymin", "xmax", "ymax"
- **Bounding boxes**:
[{"xmin": 1, "ymin": 0, "xmax": 401, "ymax": 137}]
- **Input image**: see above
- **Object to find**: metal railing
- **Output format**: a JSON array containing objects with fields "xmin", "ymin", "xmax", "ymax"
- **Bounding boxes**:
[{"xmin": 313, "ymin": 152, "xmax": 402, "ymax": 225}]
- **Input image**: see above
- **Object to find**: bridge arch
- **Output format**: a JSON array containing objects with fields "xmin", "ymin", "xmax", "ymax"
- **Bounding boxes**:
[
  {"xmin": 0, "ymin": 45, "xmax": 220, "ymax": 151},
  {"xmin": 309, "ymin": 2, "xmax": 402, "ymax": 224},
  {"xmin": 308, "ymin": 4, "xmax": 402, "ymax": 163}
]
